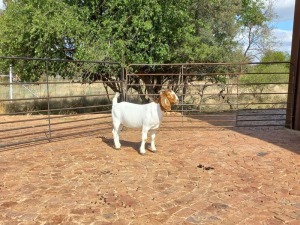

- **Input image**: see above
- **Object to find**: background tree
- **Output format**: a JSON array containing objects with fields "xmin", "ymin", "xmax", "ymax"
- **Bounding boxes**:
[
  {"xmin": 176, "ymin": 0, "xmax": 242, "ymax": 63},
  {"xmin": 240, "ymin": 50, "xmax": 290, "ymax": 101},
  {"xmin": 261, "ymin": 50, "xmax": 290, "ymax": 63},
  {"xmin": 0, "ymin": 0, "xmax": 278, "ymax": 101},
  {"xmin": 237, "ymin": 0, "xmax": 277, "ymax": 61},
  {"xmin": 0, "ymin": 0, "xmax": 96, "ymax": 81}
]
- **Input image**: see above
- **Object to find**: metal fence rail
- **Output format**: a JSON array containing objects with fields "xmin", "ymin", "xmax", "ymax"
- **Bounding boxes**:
[
  {"xmin": 126, "ymin": 62, "xmax": 293, "ymax": 129},
  {"xmin": 0, "ymin": 57, "xmax": 122, "ymax": 150},
  {"xmin": 0, "ymin": 58, "xmax": 294, "ymax": 149}
]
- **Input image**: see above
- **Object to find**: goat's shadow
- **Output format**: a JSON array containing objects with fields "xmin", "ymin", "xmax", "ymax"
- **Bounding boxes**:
[{"xmin": 98, "ymin": 135, "xmax": 144, "ymax": 153}]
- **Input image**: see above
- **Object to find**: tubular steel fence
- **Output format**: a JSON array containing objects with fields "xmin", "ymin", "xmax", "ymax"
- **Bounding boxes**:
[
  {"xmin": 0, "ymin": 57, "xmax": 294, "ymax": 149},
  {"xmin": 0, "ymin": 57, "xmax": 123, "ymax": 149},
  {"xmin": 126, "ymin": 62, "xmax": 293, "ymax": 129}
]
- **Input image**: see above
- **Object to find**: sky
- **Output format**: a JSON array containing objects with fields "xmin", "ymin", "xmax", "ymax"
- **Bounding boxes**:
[
  {"xmin": 271, "ymin": 0, "xmax": 295, "ymax": 53},
  {"xmin": 0, "ymin": 0, "xmax": 296, "ymax": 54}
]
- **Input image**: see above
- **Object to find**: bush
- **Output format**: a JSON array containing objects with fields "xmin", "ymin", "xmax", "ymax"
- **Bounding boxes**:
[{"xmin": 240, "ymin": 64, "xmax": 289, "ymax": 98}]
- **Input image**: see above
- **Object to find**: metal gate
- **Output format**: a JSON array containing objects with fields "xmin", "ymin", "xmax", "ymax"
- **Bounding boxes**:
[
  {"xmin": 0, "ymin": 57, "xmax": 122, "ymax": 150},
  {"xmin": 0, "ymin": 58, "xmax": 293, "ymax": 150},
  {"xmin": 125, "ymin": 62, "xmax": 292, "ymax": 129}
]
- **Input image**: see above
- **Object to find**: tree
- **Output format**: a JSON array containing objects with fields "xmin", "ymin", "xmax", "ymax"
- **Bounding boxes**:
[
  {"xmin": 175, "ymin": 0, "xmax": 242, "ymax": 63},
  {"xmin": 261, "ymin": 50, "xmax": 290, "ymax": 63},
  {"xmin": 0, "ymin": 0, "xmax": 276, "ymax": 101},
  {"xmin": 240, "ymin": 50, "xmax": 290, "ymax": 102},
  {"xmin": 237, "ymin": 0, "xmax": 277, "ymax": 61},
  {"xmin": 0, "ymin": 0, "xmax": 91, "ymax": 58},
  {"xmin": 0, "ymin": 0, "xmax": 99, "ymax": 81}
]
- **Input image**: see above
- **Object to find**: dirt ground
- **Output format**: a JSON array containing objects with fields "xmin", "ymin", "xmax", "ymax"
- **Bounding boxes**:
[{"xmin": 0, "ymin": 120, "xmax": 300, "ymax": 224}]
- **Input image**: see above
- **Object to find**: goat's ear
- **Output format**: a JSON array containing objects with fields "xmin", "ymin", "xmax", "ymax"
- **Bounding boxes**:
[
  {"xmin": 160, "ymin": 93, "xmax": 171, "ymax": 111},
  {"xmin": 165, "ymin": 90, "xmax": 177, "ymax": 104}
]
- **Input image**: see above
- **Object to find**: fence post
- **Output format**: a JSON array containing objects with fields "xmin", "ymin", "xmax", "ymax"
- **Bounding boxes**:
[
  {"xmin": 123, "ymin": 67, "xmax": 127, "ymax": 101},
  {"xmin": 9, "ymin": 64, "xmax": 13, "ymax": 103},
  {"xmin": 235, "ymin": 63, "xmax": 242, "ymax": 127},
  {"xmin": 181, "ymin": 65, "xmax": 184, "ymax": 125},
  {"xmin": 45, "ymin": 61, "xmax": 52, "ymax": 140}
]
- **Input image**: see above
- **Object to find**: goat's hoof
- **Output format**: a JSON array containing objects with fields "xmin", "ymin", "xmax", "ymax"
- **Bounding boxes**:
[
  {"xmin": 139, "ymin": 150, "xmax": 146, "ymax": 155},
  {"xmin": 150, "ymin": 147, "xmax": 157, "ymax": 153},
  {"xmin": 114, "ymin": 145, "xmax": 121, "ymax": 150}
]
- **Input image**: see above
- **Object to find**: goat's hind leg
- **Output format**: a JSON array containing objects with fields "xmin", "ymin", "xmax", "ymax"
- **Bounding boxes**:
[
  {"xmin": 150, "ymin": 129, "xmax": 157, "ymax": 152},
  {"xmin": 112, "ymin": 122, "xmax": 122, "ymax": 149},
  {"xmin": 139, "ymin": 127, "xmax": 148, "ymax": 155}
]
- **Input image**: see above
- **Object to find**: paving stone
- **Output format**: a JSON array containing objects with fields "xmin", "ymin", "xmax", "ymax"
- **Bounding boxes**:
[{"xmin": 0, "ymin": 127, "xmax": 299, "ymax": 224}]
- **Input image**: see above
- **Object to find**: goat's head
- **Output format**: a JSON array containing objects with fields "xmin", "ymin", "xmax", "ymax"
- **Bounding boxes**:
[{"xmin": 159, "ymin": 89, "xmax": 179, "ymax": 111}]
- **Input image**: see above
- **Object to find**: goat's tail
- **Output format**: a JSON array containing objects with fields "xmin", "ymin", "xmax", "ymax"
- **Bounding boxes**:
[{"xmin": 112, "ymin": 92, "xmax": 120, "ymax": 105}]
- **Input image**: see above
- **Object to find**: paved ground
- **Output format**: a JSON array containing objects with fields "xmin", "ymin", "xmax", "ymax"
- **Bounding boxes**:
[{"xmin": 0, "ymin": 126, "xmax": 300, "ymax": 224}]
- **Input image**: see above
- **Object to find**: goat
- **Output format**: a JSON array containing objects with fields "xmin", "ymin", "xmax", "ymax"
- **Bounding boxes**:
[{"xmin": 111, "ymin": 89, "xmax": 179, "ymax": 155}]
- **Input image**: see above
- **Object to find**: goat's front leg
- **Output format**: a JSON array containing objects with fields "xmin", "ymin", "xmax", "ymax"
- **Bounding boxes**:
[
  {"xmin": 139, "ymin": 127, "xmax": 148, "ymax": 155},
  {"xmin": 150, "ymin": 129, "xmax": 157, "ymax": 152}
]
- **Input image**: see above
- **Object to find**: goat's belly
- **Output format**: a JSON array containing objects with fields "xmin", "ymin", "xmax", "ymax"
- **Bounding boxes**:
[
  {"xmin": 121, "ymin": 121, "xmax": 142, "ymax": 128},
  {"xmin": 120, "ymin": 116, "xmax": 143, "ymax": 128},
  {"xmin": 120, "ymin": 118, "xmax": 160, "ymax": 129}
]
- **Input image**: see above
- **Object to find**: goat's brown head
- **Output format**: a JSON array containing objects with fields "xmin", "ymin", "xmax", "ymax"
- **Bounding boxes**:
[{"xmin": 157, "ymin": 89, "xmax": 179, "ymax": 111}]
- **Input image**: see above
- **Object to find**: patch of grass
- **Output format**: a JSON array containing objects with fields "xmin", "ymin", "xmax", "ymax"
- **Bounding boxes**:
[{"xmin": 0, "ymin": 102, "xmax": 6, "ymax": 114}]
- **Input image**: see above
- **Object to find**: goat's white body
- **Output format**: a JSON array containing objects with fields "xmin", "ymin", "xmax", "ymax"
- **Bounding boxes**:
[
  {"xmin": 112, "ymin": 92, "xmax": 164, "ymax": 154},
  {"xmin": 112, "ymin": 102, "xmax": 163, "ymax": 129}
]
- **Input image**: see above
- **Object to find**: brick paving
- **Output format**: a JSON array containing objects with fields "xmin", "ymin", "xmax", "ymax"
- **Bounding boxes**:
[{"xmin": 0, "ymin": 126, "xmax": 300, "ymax": 224}]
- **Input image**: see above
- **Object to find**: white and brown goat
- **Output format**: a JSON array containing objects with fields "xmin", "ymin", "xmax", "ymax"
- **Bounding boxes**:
[{"xmin": 111, "ymin": 89, "xmax": 178, "ymax": 155}]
